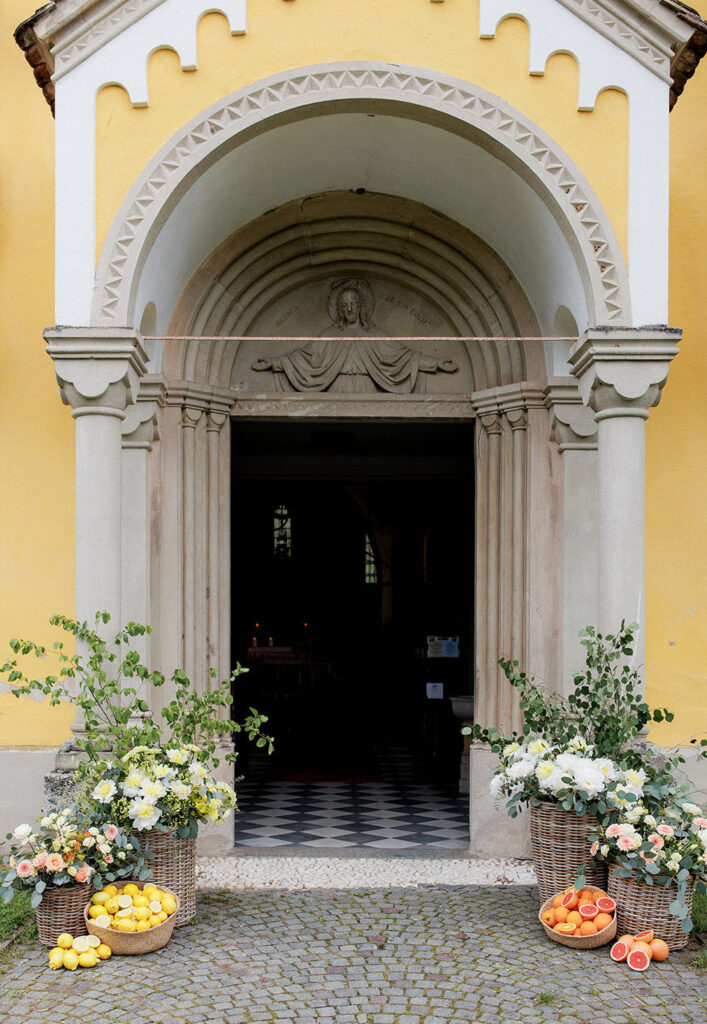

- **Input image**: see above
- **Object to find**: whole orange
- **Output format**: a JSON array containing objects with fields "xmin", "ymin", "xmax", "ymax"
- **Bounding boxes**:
[
  {"xmin": 579, "ymin": 920, "xmax": 598, "ymax": 936},
  {"xmin": 594, "ymin": 913, "xmax": 613, "ymax": 931},
  {"xmin": 554, "ymin": 906, "xmax": 569, "ymax": 923},
  {"xmin": 541, "ymin": 909, "xmax": 555, "ymax": 927},
  {"xmin": 567, "ymin": 911, "xmax": 583, "ymax": 927},
  {"xmin": 553, "ymin": 894, "xmax": 564, "ymax": 908},
  {"xmin": 650, "ymin": 939, "xmax": 669, "ymax": 962}
]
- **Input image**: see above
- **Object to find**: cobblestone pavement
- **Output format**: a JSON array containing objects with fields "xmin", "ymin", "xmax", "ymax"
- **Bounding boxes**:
[{"xmin": 1, "ymin": 886, "xmax": 705, "ymax": 1024}]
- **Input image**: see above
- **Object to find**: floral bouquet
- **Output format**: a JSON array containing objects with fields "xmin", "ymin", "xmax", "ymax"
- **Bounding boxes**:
[
  {"xmin": 587, "ymin": 799, "xmax": 707, "ymax": 929},
  {"xmin": 81, "ymin": 744, "xmax": 238, "ymax": 840},
  {"xmin": 1, "ymin": 809, "xmax": 144, "ymax": 907},
  {"xmin": 489, "ymin": 734, "xmax": 649, "ymax": 820}
]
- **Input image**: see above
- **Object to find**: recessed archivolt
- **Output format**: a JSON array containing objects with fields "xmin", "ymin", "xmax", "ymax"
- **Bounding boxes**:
[
  {"xmin": 165, "ymin": 192, "xmax": 544, "ymax": 394},
  {"xmin": 92, "ymin": 62, "xmax": 631, "ymax": 329}
]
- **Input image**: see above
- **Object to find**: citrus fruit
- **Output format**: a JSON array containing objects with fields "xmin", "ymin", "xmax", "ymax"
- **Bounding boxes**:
[
  {"xmin": 117, "ymin": 918, "xmax": 136, "ymax": 932},
  {"xmin": 96, "ymin": 944, "xmax": 112, "ymax": 960},
  {"xmin": 626, "ymin": 947, "xmax": 651, "ymax": 972},
  {"xmin": 91, "ymin": 891, "xmax": 111, "ymax": 906},
  {"xmin": 136, "ymin": 920, "xmax": 151, "ymax": 931},
  {"xmin": 649, "ymin": 939, "xmax": 669, "ymax": 962},
  {"xmin": 610, "ymin": 941, "xmax": 630, "ymax": 962},
  {"xmin": 48, "ymin": 948, "xmax": 65, "ymax": 970},
  {"xmin": 117, "ymin": 894, "xmax": 133, "ymax": 909},
  {"xmin": 552, "ymin": 894, "xmax": 564, "ymax": 908},
  {"xmin": 117, "ymin": 907, "xmax": 134, "ymax": 918},
  {"xmin": 561, "ymin": 890, "xmax": 579, "ymax": 910},
  {"xmin": 594, "ymin": 913, "xmax": 613, "ymax": 932},
  {"xmin": 156, "ymin": 910, "xmax": 168, "ymax": 923},
  {"xmin": 161, "ymin": 895, "xmax": 177, "ymax": 915},
  {"xmin": 567, "ymin": 911, "xmax": 583, "ymax": 927},
  {"xmin": 95, "ymin": 914, "xmax": 111, "ymax": 929},
  {"xmin": 618, "ymin": 934, "xmax": 636, "ymax": 949},
  {"xmin": 88, "ymin": 905, "xmax": 105, "ymax": 919},
  {"xmin": 78, "ymin": 952, "xmax": 98, "ymax": 968},
  {"xmin": 72, "ymin": 936, "xmax": 90, "ymax": 953},
  {"xmin": 554, "ymin": 922, "xmax": 577, "ymax": 934},
  {"xmin": 104, "ymin": 897, "xmax": 120, "ymax": 915},
  {"xmin": 149, "ymin": 899, "xmax": 162, "ymax": 914},
  {"xmin": 635, "ymin": 930, "xmax": 654, "ymax": 944},
  {"xmin": 541, "ymin": 909, "xmax": 555, "ymax": 927},
  {"xmin": 632, "ymin": 941, "xmax": 653, "ymax": 960},
  {"xmin": 578, "ymin": 890, "xmax": 596, "ymax": 905},
  {"xmin": 578, "ymin": 903, "xmax": 598, "ymax": 919},
  {"xmin": 56, "ymin": 933, "xmax": 73, "ymax": 949},
  {"xmin": 63, "ymin": 950, "xmax": 79, "ymax": 971},
  {"xmin": 103, "ymin": 884, "xmax": 118, "ymax": 896},
  {"xmin": 86, "ymin": 934, "xmax": 101, "ymax": 948},
  {"xmin": 134, "ymin": 906, "xmax": 150, "ymax": 921},
  {"xmin": 595, "ymin": 896, "xmax": 616, "ymax": 914},
  {"xmin": 554, "ymin": 906, "xmax": 569, "ymax": 924},
  {"xmin": 133, "ymin": 894, "xmax": 149, "ymax": 908},
  {"xmin": 579, "ymin": 920, "xmax": 598, "ymax": 935},
  {"xmin": 123, "ymin": 883, "xmax": 139, "ymax": 896}
]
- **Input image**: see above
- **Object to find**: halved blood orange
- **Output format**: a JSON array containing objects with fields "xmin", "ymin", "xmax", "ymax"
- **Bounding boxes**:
[
  {"xmin": 561, "ymin": 890, "xmax": 579, "ymax": 910},
  {"xmin": 635, "ymin": 930, "xmax": 654, "ymax": 944},
  {"xmin": 610, "ymin": 941, "xmax": 630, "ymax": 962},
  {"xmin": 595, "ymin": 896, "xmax": 616, "ymax": 914},
  {"xmin": 627, "ymin": 948, "xmax": 651, "ymax": 972},
  {"xmin": 554, "ymin": 922, "xmax": 577, "ymax": 934},
  {"xmin": 649, "ymin": 939, "xmax": 669, "ymax": 962},
  {"xmin": 578, "ymin": 903, "xmax": 599, "ymax": 919}
]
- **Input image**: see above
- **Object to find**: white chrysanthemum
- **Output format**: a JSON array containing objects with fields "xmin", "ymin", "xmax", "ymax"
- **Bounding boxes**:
[
  {"xmin": 188, "ymin": 762, "xmax": 208, "ymax": 782},
  {"xmin": 535, "ymin": 760, "xmax": 555, "ymax": 782},
  {"xmin": 121, "ymin": 769, "xmax": 146, "ymax": 798},
  {"xmin": 623, "ymin": 802, "xmax": 645, "ymax": 825},
  {"xmin": 502, "ymin": 742, "xmax": 520, "ymax": 759},
  {"xmin": 555, "ymin": 752, "xmax": 581, "ymax": 772},
  {"xmin": 506, "ymin": 757, "xmax": 535, "ymax": 780},
  {"xmin": 92, "ymin": 779, "xmax": 118, "ymax": 804},
  {"xmin": 169, "ymin": 779, "xmax": 191, "ymax": 800},
  {"xmin": 13, "ymin": 823, "xmax": 32, "ymax": 841},
  {"xmin": 153, "ymin": 764, "xmax": 174, "ymax": 780},
  {"xmin": 166, "ymin": 748, "xmax": 190, "ymax": 765},
  {"xmin": 567, "ymin": 735, "xmax": 588, "ymax": 752},
  {"xmin": 527, "ymin": 738, "xmax": 550, "ymax": 757},
  {"xmin": 594, "ymin": 758, "xmax": 620, "ymax": 781},
  {"xmin": 140, "ymin": 777, "xmax": 167, "ymax": 800},
  {"xmin": 128, "ymin": 797, "xmax": 162, "ymax": 830},
  {"xmin": 572, "ymin": 763, "xmax": 607, "ymax": 799},
  {"xmin": 623, "ymin": 768, "xmax": 646, "ymax": 790}
]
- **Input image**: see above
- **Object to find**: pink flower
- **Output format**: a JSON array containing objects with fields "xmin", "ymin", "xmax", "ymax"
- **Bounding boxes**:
[
  {"xmin": 656, "ymin": 824, "xmax": 674, "ymax": 837},
  {"xmin": 648, "ymin": 833, "xmax": 665, "ymax": 850},
  {"xmin": 590, "ymin": 841, "xmax": 600, "ymax": 857},
  {"xmin": 103, "ymin": 854, "xmax": 114, "ymax": 864},
  {"xmin": 693, "ymin": 817, "xmax": 707, "ymax": 828},
  {"xmin": 103, "ymin": 824, "xmax": 118, "ymax": 841},
  {"xmin": 16, "ymin": 859, "xmax": 34, "ymax": 878},
  {"xmin": 32, "ymin": 852, "xmax": 47, "ymax": 870},
  {"xmin": 606, "ymin": 824, "xmax": 622, "ymax": 838},
  {"xmin": 617, "ymin": 835, "xmax": 637, "ymax": 851},
  {"xmin": 74, "ymin": 865, "xmax": 90, "ymax": 883},
  {"xmin": 45, "ymin": 853, "xmax": 65, "ymax": 872}
]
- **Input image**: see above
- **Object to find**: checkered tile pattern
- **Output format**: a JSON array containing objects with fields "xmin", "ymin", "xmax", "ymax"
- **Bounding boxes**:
[{"xmin": 234, "ymin": 781, "xmax": 469, "ymax": 849}]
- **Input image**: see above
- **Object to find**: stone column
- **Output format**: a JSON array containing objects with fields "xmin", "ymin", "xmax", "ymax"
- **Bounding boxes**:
[
  {"xmin": 44, "ymin": 328, "xmax": 147, "ymax": 778},
  {"xmin": 545, "ymin": 378, "xmax": 599, "ymax": 689},
  {"xmin": 569, "ymin": 328, "xmax": 680, "ymax": 671}
]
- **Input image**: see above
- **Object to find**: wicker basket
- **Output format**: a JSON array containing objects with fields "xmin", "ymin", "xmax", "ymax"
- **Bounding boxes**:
[
  {"xmin": 84, "ymin": 880, "xmax": 179, "ymax": 955},
  {"xmin": 607, "ymin": 864, "xmax": 693, "ymax": 951},
  {"xmin": 538, "ymin": 887, "xmax": 617, "ymax": 949},
  {"xmin": 35, "ymin": 882, "xmax": 94, "ymax": 947},
  {"xmin": 530, "ymin": 801, "xmax": 608, "ymax": 904},
  {"xmin": 133, "ymin": 828, "xmax": 196, "ymax": 926}
]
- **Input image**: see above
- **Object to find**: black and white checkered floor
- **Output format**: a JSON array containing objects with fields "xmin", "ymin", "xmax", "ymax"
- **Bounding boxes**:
[{"xmin": 233, "ymin": 781, "xmax": 469, "ymax": 849}]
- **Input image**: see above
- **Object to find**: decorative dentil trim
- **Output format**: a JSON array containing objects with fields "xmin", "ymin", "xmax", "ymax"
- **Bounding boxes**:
[{"xmin": 93, "ymin": 64, "xmax": 630, "ymax": 327}]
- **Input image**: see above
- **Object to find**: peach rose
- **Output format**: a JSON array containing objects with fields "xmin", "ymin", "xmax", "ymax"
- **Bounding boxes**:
[
  {"xmin": 45, "ymin": 853, "xmax": 65, "ymax": 872},
  {"xmin": 32, "ymin": 852, "xmax": 47, "ymax": 870},
  {"xmin": 16, "ymin": 859, "xmax": 34, "ymax": 878},
  {"xmin": 74, "ymin": 865, "xmax": 90, "ymax": 883},
  {"xmin": 103, "ymin": 824, "xmax": 118, "ymax": 841}
]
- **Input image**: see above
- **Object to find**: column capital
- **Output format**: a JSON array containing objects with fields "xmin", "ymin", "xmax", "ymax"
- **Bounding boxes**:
[
  {"xmin": 45, "ymin": 327, "xmax": 148, "ymax": 417},
  {"xmin": 544, "ymin": 377, "xmax": 598, "ymax": 451},
  {"xmin": 122, "ymin": 375, "xmax": 165, "ymax": 450},
  {"xmin": 569, "ymin": 327, "xmax": 680, "ymax": 417}
]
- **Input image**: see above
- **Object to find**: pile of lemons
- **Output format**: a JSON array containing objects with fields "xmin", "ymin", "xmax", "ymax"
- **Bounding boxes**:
[
  {"xmin": 48, "ymin": 933, "xmax": 111, "ymax": 970},
  {"xmin": 86, "ymin": 881, "xmax": 177, "ymax": 932}
]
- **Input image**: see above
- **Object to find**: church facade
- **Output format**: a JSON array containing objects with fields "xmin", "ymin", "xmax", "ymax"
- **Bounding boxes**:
[{"xmin": 1, "ymin": 0, "xmax": 706, "ymax": 852}]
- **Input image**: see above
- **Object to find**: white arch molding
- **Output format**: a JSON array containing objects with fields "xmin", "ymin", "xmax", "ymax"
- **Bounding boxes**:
[{"xmin": 92, "ymin": 62, "xmax": 631, "ymax": 334}]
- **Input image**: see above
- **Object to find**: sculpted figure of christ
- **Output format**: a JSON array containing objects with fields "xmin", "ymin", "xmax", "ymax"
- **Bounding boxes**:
[{"xmin": 252, "ymin": 279, "xmax": 457, "ymax": 393}]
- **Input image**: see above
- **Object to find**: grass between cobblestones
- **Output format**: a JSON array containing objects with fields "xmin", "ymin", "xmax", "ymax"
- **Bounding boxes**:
[{"xmin": 0, "ymin": 885, "xmax": 706, "ymax": 1024}]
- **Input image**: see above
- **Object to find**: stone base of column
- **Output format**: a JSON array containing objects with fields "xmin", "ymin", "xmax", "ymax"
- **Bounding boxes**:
[{"xmin": 468, "ymin": 745, "xmax": 532, "ymax": 859}]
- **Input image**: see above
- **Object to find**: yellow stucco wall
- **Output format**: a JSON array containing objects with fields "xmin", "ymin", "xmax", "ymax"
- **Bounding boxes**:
[
  {"xmin": 95, "ymin": 9, "xmax": 629, "ymax": 262},
  {"xmin": 645, "ymin": 59, "xmax": 707, "ymax": 749},
  {"xmin": 0, "ymin": 0, "xmax": 75, "ymax": 747}
]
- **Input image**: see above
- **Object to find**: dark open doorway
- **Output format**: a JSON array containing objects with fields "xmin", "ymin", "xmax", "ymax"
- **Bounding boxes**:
[{"xmin": 231, "ymin": 419, "xmax": 474, "ymax": 788}]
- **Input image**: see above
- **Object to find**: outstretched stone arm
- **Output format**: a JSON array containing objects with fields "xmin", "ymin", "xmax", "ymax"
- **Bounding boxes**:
[{"xmin": 419, "ymin": 356, "xmax": 458, "ymax": 373}]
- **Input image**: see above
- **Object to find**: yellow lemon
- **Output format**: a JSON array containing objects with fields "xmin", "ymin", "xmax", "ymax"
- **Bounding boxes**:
[
  {"xmin": 135, "ymin": 920, "xmax": 150, "ymax": 932},
  {"xmin": 156, "ymin": 910, "xmax": 168, "ymax": 924},
  {"xmin": 91, "ymin": 891, "xmax": 111, "ymax": 906},
  {"xmin": 95, "ymin": 914, "xmax": 111, "ymax": 929},
  {"xmin": 117, "ymin": 894, "xmax": 133, "ymax": 909},
  {"xmin": 56, "ymin": 933, "xmax": 74, "ymax": 949},
  {"xmin": 149, "ymin": 900, "xmax": 162, "ymax": 914},
  {"xmin": 88, "ymin": 905, "xmax": 105, "ymax": 919},
  {"xmin": 160, "ymin": 896, "xmax": 177, "ymax": 916},
  {"xmin": 148, "ymin": 914, "xmax": 162, "ymax": 928},
  {"xmin": 48, "ymin": 949, "xmax": 65, "ymax": 970},
  {"xmin": 96, "ymin": 944, "xmax": 112, "ymax": 960},
  {"xmin": 86, "ymin": 935, "xmax": 101, "ymax": 948},
  {"xmin": 143, "ymin": 884, "xmax": 157, "ymax": 896},
  {"xmin": 104, "ymin": 897, "xmax": 119, "ymax": 915},
  {"xmin": 72, "ymin": 936, "xmax": 90, "ymax": 953},
  {"xmin": 117, "ymin": 918, "xmax": 137, "ymax": 932},
  {"xmin": 122, "ymin": 883, "xmax": 139, "ymax": 897},
  {"xmin": 103, "ymin": 884, "xmax": 118, "ymax": 896},
  {"xmin": 63, "ymin": 950, "xmax": 79, "ymax": 971},
  {"xmin": 132, "ymin": 894, "xmax": 149, "ymax": 908},
  {"xmin": 134, "ymin": 907, "xmax": 150, "ymax": 921},
  {"xmin": 78, "ymin": 952, "xmax": 98, "ymax": 968}
]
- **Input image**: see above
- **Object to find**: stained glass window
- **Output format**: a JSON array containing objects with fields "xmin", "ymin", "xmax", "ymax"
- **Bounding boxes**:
[
  {"xmin": 364, "ymin": 533, "xmax": 378, "ymax": 584},
  {"xmin": 273, "ymin": 504, "xmax": 292, "ymax": 559}
]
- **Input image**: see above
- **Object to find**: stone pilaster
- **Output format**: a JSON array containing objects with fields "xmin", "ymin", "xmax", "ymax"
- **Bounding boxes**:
[{"xmin": 569, "ymin": 328, "xmax": 680, "ymax": 671}]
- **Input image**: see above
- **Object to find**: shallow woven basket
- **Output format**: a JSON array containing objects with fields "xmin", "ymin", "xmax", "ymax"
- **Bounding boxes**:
[
  {"xmin": 530, "ymin": 802, "xmax": 608, "ymax": 904},
  {"xmin": 133, "ymin": 828, "xmax": 196, "ymax": 926},
  {"xmin": 607, "ymin": 864, "xmax": 693, "ymax": 951},
  {"xmin": 538, "ymin": 886, "xmax": 617, "ymax": 949},
  {"xmin": 35, "ymin": 882, "xmax": 95, "ymax": 947},
  {"xmin": 84, "ymin": 880, "xmax": 179, "ymax": 955}
]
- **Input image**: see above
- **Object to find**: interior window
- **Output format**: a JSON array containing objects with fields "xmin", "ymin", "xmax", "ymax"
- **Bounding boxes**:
[{"xmin": 273, "ymin": 504, "xmax": 292, "ymax": 559}]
